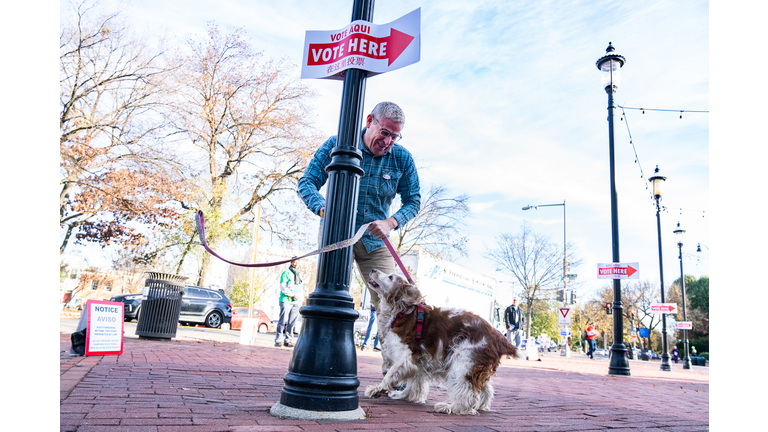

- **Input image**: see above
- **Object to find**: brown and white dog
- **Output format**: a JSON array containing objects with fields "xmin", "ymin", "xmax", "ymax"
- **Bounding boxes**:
[{"xmin": 365, "ymin": 269, "xmax": 518, "ymax": 415}]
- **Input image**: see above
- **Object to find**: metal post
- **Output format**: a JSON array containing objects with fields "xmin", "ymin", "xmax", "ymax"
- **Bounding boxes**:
[
  {"xmin": 562, "ymin": 201, "xmax": 570, "ymax": 357},
  {"xmin": 606, "ymin": 75, "xmax": 630, "ymax": 376},
  {"xmin": 655, "ymin": 198, "xmax": 672, "ymax": 371},
  {"xmin": 272, "ymin": 0, "xmax": 373, "ymax": 416},
  {"xmin": 679, "ymin": 243, "xmax": 691, "ymax": 369}
]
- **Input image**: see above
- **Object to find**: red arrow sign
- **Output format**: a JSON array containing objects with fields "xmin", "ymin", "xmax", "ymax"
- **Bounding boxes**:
[
  {"xmin": 307, "ymin": 28, "xmax": 414, "ymax": 67},
  {"xmin": 650, "ymin": 303, "xmax": 678, "ymax": 313},
  {"xmin": 597, "ymin": 262, "xmax": 639, "ymax": 279}
]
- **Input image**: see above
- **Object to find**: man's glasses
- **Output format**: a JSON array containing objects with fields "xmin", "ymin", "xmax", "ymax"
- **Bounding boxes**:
[{"xmin": 373, "ymin": 117, "xmax": 402, "ymax": 143}]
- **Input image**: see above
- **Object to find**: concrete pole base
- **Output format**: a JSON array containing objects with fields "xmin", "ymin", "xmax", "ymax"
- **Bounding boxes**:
[{"xmin": 269, "ymin": 402, "xmax": 366, "ymax": 421}]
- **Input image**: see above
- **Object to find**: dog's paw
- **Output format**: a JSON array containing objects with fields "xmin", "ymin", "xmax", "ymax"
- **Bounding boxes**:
[
  {"xmin": 433, "ymin": 402, "xmax": 478, "ymax": 415},
  {"xmin": 365, "ymin": 385, "xmax": 386, "ymax": 398},
  {"xmin": 434, "ymin": 402, "xmax": 452, "ymax": 414}
]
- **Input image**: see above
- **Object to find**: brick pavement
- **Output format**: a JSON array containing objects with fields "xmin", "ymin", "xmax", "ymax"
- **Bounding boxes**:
[{"xmin": 60, "ymin": 332, "xmax": 709, "ymax": 431}]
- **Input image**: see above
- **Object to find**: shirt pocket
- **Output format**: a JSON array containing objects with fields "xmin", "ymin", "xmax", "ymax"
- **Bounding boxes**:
[{"xmin": 379, "ymin": 171, "xmax": 401, "ymax": 200}]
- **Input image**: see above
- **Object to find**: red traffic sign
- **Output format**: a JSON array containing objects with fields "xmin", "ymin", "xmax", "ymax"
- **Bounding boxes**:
[
  {"xmin": 676, "ymin": 321, "xmax": 693, "ymax": 330},
  {"xmin": 558, "ymin": 308, "xmax": 571, "ymax": 326},
  {"xmin": 597, "ymin": 262, "xmax": 639, "ymax": 279},
  {"xmin": 650, "ymin": 303, "xmax": 678, "ymax": 314}
]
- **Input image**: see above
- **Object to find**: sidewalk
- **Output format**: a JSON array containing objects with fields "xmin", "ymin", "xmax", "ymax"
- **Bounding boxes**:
[{"xmin": 60, "ymin": 331, "xmax": 709, "ymax": 432}]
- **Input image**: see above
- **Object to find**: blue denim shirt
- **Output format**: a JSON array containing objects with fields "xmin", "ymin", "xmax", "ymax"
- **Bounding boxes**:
[{"xmin": 297, "ymin": 128, "xmax": 421, "ymax": 253}]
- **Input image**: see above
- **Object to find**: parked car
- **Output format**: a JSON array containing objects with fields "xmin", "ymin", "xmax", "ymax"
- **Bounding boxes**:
[
  {"xmin": 109, "ymin": 293, "xmax": 143, "ymax": 322},
  {"xmin": 229, "ymin": 308, "xmax": 272, "ymax": 332},
  {"xmin": 179, "ymin": 286, "xmax": 232, "ymax": 328},
  {"xmin": 594, "ymin": 348, "xmax": 610, "ymax": 357}
]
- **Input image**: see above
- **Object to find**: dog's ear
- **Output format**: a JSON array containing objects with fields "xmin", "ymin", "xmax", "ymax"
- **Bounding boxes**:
[{"xmin": 396, "ymin": 280, "xmax": 423, "ymax": 307}]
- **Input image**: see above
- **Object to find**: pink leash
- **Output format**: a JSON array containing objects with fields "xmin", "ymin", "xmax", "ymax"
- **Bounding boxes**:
[
  {"xmin": 197, "ymin": 210, "xmax": 413, "ymax": 280},
  {"xmin": 382, "ymin": 236, "xmax": 412, "ymax": 282}
]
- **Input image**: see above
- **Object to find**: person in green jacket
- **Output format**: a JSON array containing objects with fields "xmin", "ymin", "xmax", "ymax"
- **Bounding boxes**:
[{"xmin": 274, "ymin": 260, "xmax": 304, "ymax": 347}]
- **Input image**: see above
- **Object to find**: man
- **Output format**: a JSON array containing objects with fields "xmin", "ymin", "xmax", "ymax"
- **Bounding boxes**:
[
  {"xmin": 586, "ymin": 322, "xmax": 597, "ymax": 359},
  {"xmin": 274, "ymin": 260, "xmax": 304, "ymax": 348},
  {"xmin": 504, "ymin": 297, "xmax": 525, "ymax": 356},
  {"xmin": 298, "ymin": 101, "xmax": 421, "ymax": 308}
]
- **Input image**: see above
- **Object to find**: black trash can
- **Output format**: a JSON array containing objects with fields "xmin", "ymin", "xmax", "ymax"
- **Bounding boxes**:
[{"xmin": 135, "ymin": 272, "xmax": 187, "ymax": 339}]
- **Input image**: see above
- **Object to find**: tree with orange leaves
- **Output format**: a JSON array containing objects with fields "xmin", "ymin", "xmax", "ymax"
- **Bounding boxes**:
[{"xmin": 60, "ymin": 1, "xmax": 186, "ymax": 256}]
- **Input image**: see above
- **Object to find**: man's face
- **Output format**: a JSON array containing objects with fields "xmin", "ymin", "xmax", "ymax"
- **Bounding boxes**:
[
  {"xmin": 513, "ymin": 299, "xmax": 519, "ymax": 307},
  {"xmin": 363, "ymin": 114, "xmax": 403, "ymax": 157}
]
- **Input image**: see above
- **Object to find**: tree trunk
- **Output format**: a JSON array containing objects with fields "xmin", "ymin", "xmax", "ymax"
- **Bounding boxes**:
[
  {"xmin": 197, "ymin": 249, "xmax": 213, "ymax": 287},
  {"xmin": 174, "ymin": 232, "xmax": 197, "ymax": 275},
  {"xmin": 60, "ymin": 224, "xmax": 74, "ymax": 254}
]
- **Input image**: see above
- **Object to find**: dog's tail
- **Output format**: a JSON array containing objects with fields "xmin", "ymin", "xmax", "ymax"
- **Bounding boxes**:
[
  {"xmin": 496, "ymin": 333, "xmax": 519, "ymax": 359},
  {"xmin": 503, "ymin": 339, "xmax": 520, "ymax": 359}
]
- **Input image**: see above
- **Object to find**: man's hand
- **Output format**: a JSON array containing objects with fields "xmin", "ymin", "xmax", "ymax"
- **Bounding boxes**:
[{"xmin": 367, "ymin": 217, "xmax": 398, "ymax": 239}]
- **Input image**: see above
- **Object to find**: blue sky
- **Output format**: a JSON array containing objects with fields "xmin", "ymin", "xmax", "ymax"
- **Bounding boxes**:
[{"xmin": 56, "ymin": 0, "xmax": 712, "ymax": 300}]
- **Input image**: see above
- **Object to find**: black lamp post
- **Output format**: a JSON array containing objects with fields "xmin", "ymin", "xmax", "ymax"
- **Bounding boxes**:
[
  {"xmin": 596, "ymin": 42, "xmax": 630, "ymax": 376},
  {"xmin": 522, "ymin": 201, "xmax": 569, "ymax": 355},
  {"xmin": 271, "ymin": 0, "xmax": 373, "ymax": 418},
  {"xmin": 674, "ymin": 222, "xmax": 691, "ymax": 370},
  {"xmin": 648, "ymin": 166, "xmax": 672, "ymax": 371}
]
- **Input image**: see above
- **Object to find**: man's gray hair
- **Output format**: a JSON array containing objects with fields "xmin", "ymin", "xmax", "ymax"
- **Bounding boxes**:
[{"xmin": 371, "ymin": 101, "xmax": 405, "ymax": 125}]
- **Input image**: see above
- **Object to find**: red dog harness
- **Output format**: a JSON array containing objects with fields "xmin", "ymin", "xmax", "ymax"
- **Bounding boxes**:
[{"xmin": 391, "ymin": 303, "xmax": 425, "ymax": 340}]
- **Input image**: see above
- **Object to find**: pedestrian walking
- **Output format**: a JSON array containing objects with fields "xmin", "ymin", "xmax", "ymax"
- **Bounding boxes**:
[
  {"xmin": 504, "ymin": 296, "xmax": 525, "ymax": 357},
  {"xmin": 360, "ymin": 305, "xmax": 380, "ymax": 352},
  {"xmin": 274, "ymin": 260, "xmax": 304, "ymax": 348},
  {"xmin": 671, "ymin": 346, "xmax": 680, "ymax": 363},
  {"xmin": 586, "ymin": 322, "xmax": 597, "ymax": 359}
]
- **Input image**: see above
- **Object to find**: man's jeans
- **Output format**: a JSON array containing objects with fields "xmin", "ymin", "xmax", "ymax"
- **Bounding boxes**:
[
  {"xmin": 274, "ymin": 301, "xmax": 300, "ymax": 344},
  {"xmin": 361, "ymin": 309, "xmax": 379, "ymax": 349},
  {"xmin": 587, "ymin": 339, "xmax": 597, "ymax": 358},
  {"xmin": 507, "ymin": 328, "xmax": 523, "ymax": 347}
]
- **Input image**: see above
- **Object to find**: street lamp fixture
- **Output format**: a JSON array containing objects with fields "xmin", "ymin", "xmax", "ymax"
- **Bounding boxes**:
[
  {"xmin": 648, "ymin": 166, "xmax": 672, "ymax": 371},
  {"xmin": 673, "ymin": 222, "xmax": 691, "ymax": 369},
  {"xmin": 597, "ymin": 42, "xmax": 626, "ymax": 94},
  {"xmin": 523, "ymin": 200, "xmax": 569, "ymax": 356},
  {"xmin": 596, "ymin": 42, "xmax": 630, "ymax": 376}
]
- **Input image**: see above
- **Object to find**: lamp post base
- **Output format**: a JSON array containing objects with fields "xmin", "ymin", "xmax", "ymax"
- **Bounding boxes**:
[
  {"xmin": 270, "ymin": 402, "xmax": 366, "ymax": 421},
  {"xmin": 608, "ymin": 342, "xmax": 631, "ymax": 376},
  {"xmin": 683, "ymin": 356, "xmax": 691, "ymax": 370},
  {"xmin": 660, "ymin": 353, "xmax": 672, "ymax": 371}
]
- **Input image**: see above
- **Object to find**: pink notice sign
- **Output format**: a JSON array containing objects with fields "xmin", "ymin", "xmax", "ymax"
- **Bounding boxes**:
[{"xmin": 85, "ymin": 300, "xmax": 124, "ymax": 356}]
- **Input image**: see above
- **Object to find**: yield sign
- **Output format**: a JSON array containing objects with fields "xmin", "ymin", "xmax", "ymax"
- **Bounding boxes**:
[
  {"xmin": 558, "ymin": 308, "xmax": 572, "ymax": 326},
  {"xmin": 650, "ymin": 303, "xmax": 678, "ymax": 314},
  {"xmin": 301, "ymin": 8, "xmax": 421, "ymax": 79},
  {"xmin": 597, "ymin": 262, "xmax": 639, "ymax": 279}
]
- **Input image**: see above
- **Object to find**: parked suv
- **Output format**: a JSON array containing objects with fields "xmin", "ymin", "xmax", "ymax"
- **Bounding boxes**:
[
  {"xmin": 179, "ymin": 286, "xmax": 232, "ymax": 328},
  {"xmin": 109, "ymin": 293, "xmax": 143, "ymax": 322}
]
